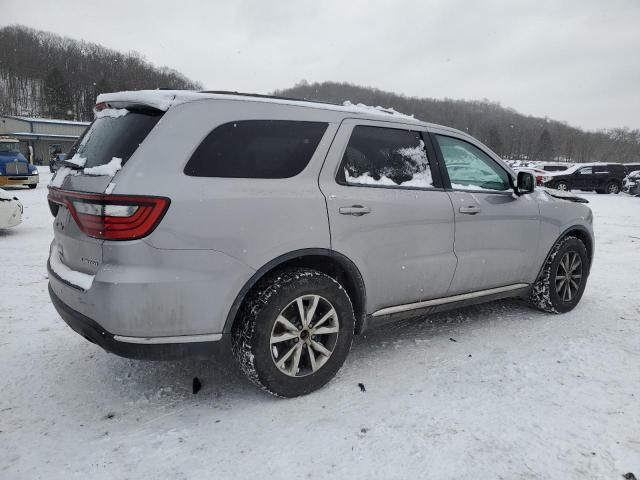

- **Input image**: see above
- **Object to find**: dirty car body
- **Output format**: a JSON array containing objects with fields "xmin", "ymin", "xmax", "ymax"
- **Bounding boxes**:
[{"xmin": 47, "ymin": 90, "xmax": 595, "ymax": 396}]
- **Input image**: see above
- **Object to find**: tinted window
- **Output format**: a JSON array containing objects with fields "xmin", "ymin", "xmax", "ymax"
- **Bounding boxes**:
[
  {"xmin": 339, "ymin": 126, "xmax": 434, "ymax": 188},
  {"xmin": 435, "ymin": 135, "xmax": 511, "ymax": 191},
  {"xmin": 184, "ymin": 120, "xmax": 328, "ymax": 178},
  {"xmin": 577, "ymin": 167, "xmax": 592, "ymax": 175},
  {"xmin": 68, "ymin": 109, "xmax": 162, "ymax": 168},
  {"xmin": 594, "ymin": 166, "xmax": 609, "ymax": 173}
]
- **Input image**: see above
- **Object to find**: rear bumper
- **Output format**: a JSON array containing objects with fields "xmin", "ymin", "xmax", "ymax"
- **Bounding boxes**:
[
  {"xmin": 0, "ymin": 174, "xmax": 38, "ymax": 186},
  {"xmin": 49, "ymin": 283, "xmax": 227, "ymax": 360}
]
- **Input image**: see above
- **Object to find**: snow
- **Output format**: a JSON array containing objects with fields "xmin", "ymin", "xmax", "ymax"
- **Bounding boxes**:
[
  {"xmin": 96, "ymin": 90, "xmax": 423, "ymax": 124},
  {"xmin": 451, "ymin": 182, "xmax": 503, "ymax": 192},
  {"xmin": 1, "ymin": 172, "xmax": 639, "ymax": 479},
  {"xmin": 342, "ymin": 100, "xmax": 415, "ymax": 119},
  {"xmin": 48, "ymin": 166, "xmax": 78, "ymax": 187},
  {"xmin": 95, "ymin": 108, "xmax": 129, "ymax": 119},
  {"xmin": 83, "ymin": 157, "xmax": 122, "ymax": 177},
  {"xmin": 345, "ymin": 140, "xmax": 434, "ymax": 188},
  {"xmin": 105, "ymin": 182, "xmax": 116, "ymax": 195},
  {"xmin": 48, "ymin": 244, "xmax": 95, "ymax": 291},
  {"xmin": 65, "ymin": 154, "xmax": 87, "ymax": 168}
]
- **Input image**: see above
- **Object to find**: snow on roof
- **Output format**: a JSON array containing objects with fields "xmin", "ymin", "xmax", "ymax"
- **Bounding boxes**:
[
  {"xmin": 96, "ymin": 90, "xmax": 423, "ymax": 123},
  {"xmin": 8, "ymin": 116, "xmax": 90, "ymax": 126}
]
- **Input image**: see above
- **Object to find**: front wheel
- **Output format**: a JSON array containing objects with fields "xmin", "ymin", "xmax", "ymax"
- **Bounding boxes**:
[
  {"xmin": 606, "ymin": 182, "xmax": 620, "ymax": 194},
  {"xmin": 28, "ymin": 184, "xmax": 37, "ymax": 189},
  {"xmin": 232, "ymin": 268, "xmax": 355, "ymax": 397},
  {"xmin": 530, "ymin": 235, "xmax": 589, "ymax": 313},
  {"xmin": 556, "ymin": 181, "xmax": 569, "ymax": 191}
]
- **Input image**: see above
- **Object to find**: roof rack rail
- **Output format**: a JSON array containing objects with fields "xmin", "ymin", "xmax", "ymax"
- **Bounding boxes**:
[{"xmin": 198, "ymin": 90, "xmax": 341, "ymax": 106}]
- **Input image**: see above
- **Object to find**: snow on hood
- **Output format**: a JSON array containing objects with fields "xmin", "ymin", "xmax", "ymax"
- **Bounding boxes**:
[{"xmin": 0, "ymin": 187, "xmax": 18, "ymax": 201}]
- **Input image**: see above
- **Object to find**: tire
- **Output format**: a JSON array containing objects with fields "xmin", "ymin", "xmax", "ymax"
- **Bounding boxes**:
[
  {"xmin": 232, "ymin": 268, "xmax": 355, "ymax": 397},
  {"xmin": 606, "ymin": 182, "xmax": 620, "ymax": 194},
  {"xmin": 28, "ymin": 184, "xmax": 37, "ymax": 189},
  {"xmin": 556, "ymin": 181, "xmax": 569, "ymax": 191},
  {"xmin": 530, "ymin": 235, "xmax": 589, "ymax": 313}
]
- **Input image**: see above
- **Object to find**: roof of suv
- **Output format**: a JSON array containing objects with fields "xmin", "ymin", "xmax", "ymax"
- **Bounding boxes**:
[{"xmin": 96, "ymin": 89, "xmax": 455, "ymax": 132}]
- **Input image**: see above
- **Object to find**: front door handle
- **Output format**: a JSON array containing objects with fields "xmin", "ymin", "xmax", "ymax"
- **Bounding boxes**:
[
  {"xmin": 459, "ymin": 205, "xmax": 481, "ymax": 215},
  {"xmin": 339, "ymin": 205, "xmax": 371, "ymax": 216}
]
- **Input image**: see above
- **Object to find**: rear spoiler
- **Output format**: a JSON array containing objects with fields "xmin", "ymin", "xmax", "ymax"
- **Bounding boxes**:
[{"xmin": 96, "ymin": 90, "xmax": 206, "ymax": 112}]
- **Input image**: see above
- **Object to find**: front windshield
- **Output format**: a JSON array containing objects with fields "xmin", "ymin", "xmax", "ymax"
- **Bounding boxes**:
[{"xmin": 0, "ymin": 142, "xmax": 20, "ymax": 153}]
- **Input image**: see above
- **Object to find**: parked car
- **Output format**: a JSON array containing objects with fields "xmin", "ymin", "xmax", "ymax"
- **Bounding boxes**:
[
  {"xmin": 47, "ymin": 91, "xmax": 594, "ymax": 397},
  {"xmin": 541, "ymin": 162, "xmax": 626, "ymax": 193},
  {"xmin": 513, "ymin": 166, "xmax": 550, "ymax": 185},
  {"xmin": 0, "ymin": 187, "xmax": 23, "ymax": 228},
  {"xmin": 623, "ymin": 163, "xmax": 640, "ymax": 176},
  {"xmin": 49, "ymin": 153, "xmax": 67, "ymax": 173},
  {"xmin": 538, "ymin": 162, "xmax": 573, "ymax": 172},
  {"xmin": 0, "ymin": 137, "xmax": 39, "ymax": 189},
  {"xmin": 623, "ymin": 170, "xmax": 640, "ymax": 196}
]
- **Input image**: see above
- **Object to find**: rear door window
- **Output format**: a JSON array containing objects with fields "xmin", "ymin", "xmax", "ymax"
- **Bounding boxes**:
[
  {"xmin": 68, "ymin": 108, "xmax": 163, "ymax": 168},
  {"xmin": 338, "ymin": 126, "xmax": 436, "ymax": 189},
  {"xmin": 184, "ymin": 120, "xmax": 328, "ymax": 178}
]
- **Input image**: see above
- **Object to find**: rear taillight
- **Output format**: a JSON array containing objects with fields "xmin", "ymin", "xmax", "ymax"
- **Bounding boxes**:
[{"xmin": 48, "ymin": 188, "xmax": 170, "ymax": 240}]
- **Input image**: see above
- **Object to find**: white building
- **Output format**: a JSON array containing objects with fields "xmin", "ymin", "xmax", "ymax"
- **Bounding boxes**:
[{"xmin": 0, "ymin": 115, "xmax": 90, "ymax": 165}]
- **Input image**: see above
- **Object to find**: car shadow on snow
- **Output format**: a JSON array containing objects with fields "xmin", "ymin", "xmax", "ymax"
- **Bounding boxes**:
[{"xmin": 62, "ymin": 297, "xmax": 543, "ymax": 406}]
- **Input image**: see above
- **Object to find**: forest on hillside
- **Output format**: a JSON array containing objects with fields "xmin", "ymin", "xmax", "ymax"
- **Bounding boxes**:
[
  {"xmin": 276, "ymin": 82, "xmax": 640, "ymax": 163},
  {"xmin": 0, "ymin": 25, "xmax": 201, "ymax": 121},
  {"xmin": 1, "ymin": 24, "xmax": 638, "ymax": 163}
]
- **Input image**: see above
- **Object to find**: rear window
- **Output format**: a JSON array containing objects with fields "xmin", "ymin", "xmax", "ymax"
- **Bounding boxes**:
[
  {"xmin": 68, "ymin": 109, "xmax": 162, "ymax": 169},
  {"xmin": 184, "ymin": 120, "xmax": 328, "ymax": 178}
]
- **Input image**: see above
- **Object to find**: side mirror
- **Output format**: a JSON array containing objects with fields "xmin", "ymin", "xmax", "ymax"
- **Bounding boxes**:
[{"xmin": 516, "ymin": 171, "xmax": 535, "ymax": 195}]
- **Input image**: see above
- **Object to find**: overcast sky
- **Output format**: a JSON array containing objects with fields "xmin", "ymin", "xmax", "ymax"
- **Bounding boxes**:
[{"xmin": 2, "ymin": 0, "xmax": 639, "ymax": 131}]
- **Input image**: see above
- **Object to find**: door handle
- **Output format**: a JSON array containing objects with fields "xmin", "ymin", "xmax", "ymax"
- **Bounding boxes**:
[
  {"xmin": 459, "ymin": 205, "xmax": 481, "ymax": 215},
  {"xmin": 339, "ymin": 205, "xmax": 371, "ymax": 216}
]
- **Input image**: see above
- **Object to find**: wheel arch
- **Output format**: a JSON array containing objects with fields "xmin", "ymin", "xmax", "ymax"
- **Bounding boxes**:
[
  {"xmin": 223, "ymin": 249, "xmax": 367, "ymax": 334},
  {"xmin": 536, "ymin": 224, "xmax": 594, "ymax": 281}
]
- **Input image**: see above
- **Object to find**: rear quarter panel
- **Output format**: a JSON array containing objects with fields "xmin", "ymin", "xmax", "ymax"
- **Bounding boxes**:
[{"xmin": 110, "ymin": 99, "xmax": 341, "ymax": 270}]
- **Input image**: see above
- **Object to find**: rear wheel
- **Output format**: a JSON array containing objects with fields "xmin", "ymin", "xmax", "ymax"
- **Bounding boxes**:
[
  {"xmin": 556, "ymin": 181, "xmax": 569, "ymax": 191},
  {"xmin": 530, "ymin": 236, "xmax": 589, "ymax": 313},
  {"xmin": 606, "ymin": 182, "xmax": 620, "ymax": 194},
  {"xmin": 232, "ymin": 268, "xmax": 355, "ymax": 397}
]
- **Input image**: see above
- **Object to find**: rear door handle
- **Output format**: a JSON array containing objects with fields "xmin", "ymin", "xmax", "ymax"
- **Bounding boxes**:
[
  {"xmin": 459, "ymin": 205, "xmax": 481, "ymax": 215},
  {"xmin": 339, "ymin": 205, "xmax": 371, "ymax": 216}
]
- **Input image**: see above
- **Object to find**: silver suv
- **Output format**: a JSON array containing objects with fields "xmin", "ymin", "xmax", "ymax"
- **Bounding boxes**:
[{"xmin": 48, "ymin": 91, "xmax": 594, "ymax": 397}]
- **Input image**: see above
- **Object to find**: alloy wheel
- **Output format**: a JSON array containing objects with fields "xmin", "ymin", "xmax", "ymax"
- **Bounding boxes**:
[
  {"xmin": 557, "ymin": 183, "xmax": 568, "ymax": 191},
  {"xmin": 555, "ymin": 251, "xmax": 583, "ymax": 302},
  {"xmin": 269, "ymin": 295, "xmax": 340, "ymax": 377}
]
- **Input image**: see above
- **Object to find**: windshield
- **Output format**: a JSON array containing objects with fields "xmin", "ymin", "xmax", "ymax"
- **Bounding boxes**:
[{"xmin": 0, "ymin": 142, "xmax": 20, "ymax": 153}]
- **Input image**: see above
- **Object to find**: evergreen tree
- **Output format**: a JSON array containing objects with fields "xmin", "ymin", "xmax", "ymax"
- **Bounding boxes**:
[{"xmin": 44, "ymin": 67, "xmax": 73, "ymax": 119}]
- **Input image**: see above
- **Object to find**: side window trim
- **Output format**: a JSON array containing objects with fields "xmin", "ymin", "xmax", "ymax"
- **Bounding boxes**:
[
  {"xmin": 333, "ymin": 122, "xmax": 445, "ymax": 191},
  {"xmin": 428, "ymin": 131, "xmax": 515, "ymax": 195}
]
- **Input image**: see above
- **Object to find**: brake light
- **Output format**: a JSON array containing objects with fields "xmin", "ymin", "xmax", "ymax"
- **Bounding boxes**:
[{"xmin": 48, "ymin": 188, "xmax": 170, "ymax": 240}]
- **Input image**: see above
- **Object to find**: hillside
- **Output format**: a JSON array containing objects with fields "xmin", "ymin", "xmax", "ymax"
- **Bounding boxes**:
[
  {"xmin": 276, "ymin": 81, "xmax": 640, "ymax": 164},
  {"xmin": 0, "ymin": 25, "xmax": 201, "ymax": 121}
]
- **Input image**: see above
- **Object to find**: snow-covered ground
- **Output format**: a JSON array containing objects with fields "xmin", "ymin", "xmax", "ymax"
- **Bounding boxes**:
[{"xmin": 1, "ymin": 172, "xmax": 638, "ymax": 479}]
